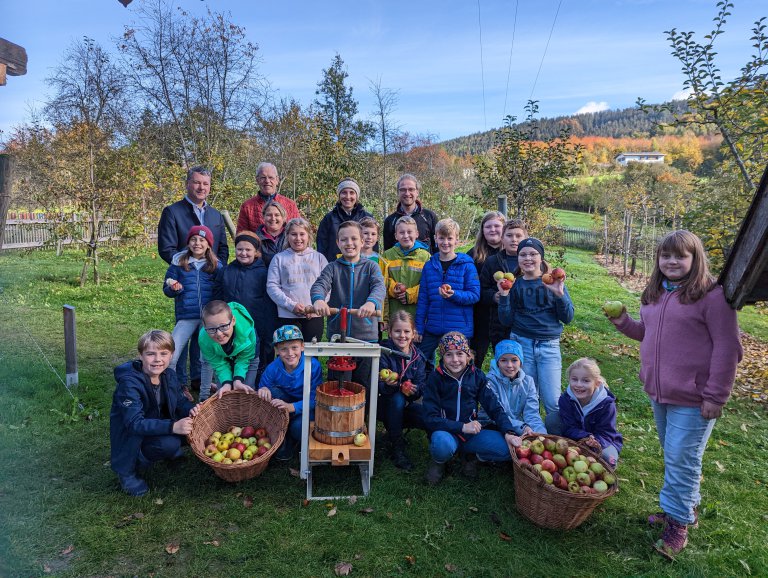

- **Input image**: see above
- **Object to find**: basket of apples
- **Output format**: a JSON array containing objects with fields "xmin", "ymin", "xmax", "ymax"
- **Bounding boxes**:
[
  {"xmin": 510, "ymin": 434, "xmax": 618, "ymax": 530},
  {"xmin": 188, "ymin": 390, "xmax": 289, "ymax": 482}
]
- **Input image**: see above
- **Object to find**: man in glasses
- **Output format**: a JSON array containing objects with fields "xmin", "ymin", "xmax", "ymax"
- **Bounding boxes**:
[
  {"xmin": 236, "ymin": 162, "xmax": 302, "ymax": 234},
  {"xmin": 382, "ymin": 173, "xmax": 438, "ymax": 253},
  {"xmin": 197, "ymin": 300, "xmax": 259, "ymax": 400}
]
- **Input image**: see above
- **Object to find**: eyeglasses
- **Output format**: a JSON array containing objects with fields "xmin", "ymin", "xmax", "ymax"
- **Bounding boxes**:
[
  {"xmin": 257, "ymin": 175, "xmax": 278, "ymax": 182},
  {"xmin": 398, "ymin": 187, "xmax": 417, "ymax": 193},
  {"xmin": 204, "ymin": 321, "xmax": 232, "ymax": 335}
]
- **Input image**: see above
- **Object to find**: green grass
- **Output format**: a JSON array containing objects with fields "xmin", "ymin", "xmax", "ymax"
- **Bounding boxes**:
[
  {"xmin": 553, "ymin": 209, "xmax": 597, "ymax": 230},
  {"xmin": 1, "ymin": 246, "xmax": 767, "ymax": 577}
]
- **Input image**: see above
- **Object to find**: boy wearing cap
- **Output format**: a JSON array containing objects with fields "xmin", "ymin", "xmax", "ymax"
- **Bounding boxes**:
[
  {"xmin": 257, "ymin": 325, "xmax": 324, "ymax": 461},
  {"xmin": 422, "ymin": 332, "xmax": 518, "ymax": 485},
  {"xmin": 163, "ymin": 225, "xmax": 223, "ymax": 400},
  {"xmin": 482, "ymin": 340, "xmax": 546, "ymax": 435},
  {"xmin": 316, "ymin": 178, "xmax": 377, "ymax": 262}
]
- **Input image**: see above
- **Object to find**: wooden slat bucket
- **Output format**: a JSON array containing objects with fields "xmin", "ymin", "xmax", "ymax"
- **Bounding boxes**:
[{"xmin": 313, "ymin": 381, "xmax": 366, "ymax": 445}]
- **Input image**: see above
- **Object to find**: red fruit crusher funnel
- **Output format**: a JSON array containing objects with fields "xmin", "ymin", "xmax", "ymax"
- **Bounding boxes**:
[{"xmin": 326, "ymin": 307, "xmax": 356, "ymax": 394}]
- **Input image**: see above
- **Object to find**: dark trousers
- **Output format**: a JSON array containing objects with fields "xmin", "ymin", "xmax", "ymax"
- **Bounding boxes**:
[
  {"xmin": 175, "ymin": 339, "xmax": 202, "ymax": 386},
  {"xmin": 277, "ymin": 316, "xmax": 325, "ymax": 342},
  {"xmin": 377, "ymin": 392, "xmax": 426, "ymax": 440}
]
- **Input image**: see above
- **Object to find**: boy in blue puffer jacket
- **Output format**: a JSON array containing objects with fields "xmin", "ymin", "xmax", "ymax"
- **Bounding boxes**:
[
  {"xmin": 257, "ymin": 325, "xmax": 324, "ymax": 461},
  {"xmin": 415, "ymin": 219, "xmax": 480, "ymax": 373},
  {"xmin": 422, "ymin": 332, "xmax": 517, "ymax": 485},
  {"xmin": 482, "ymin": 340, "xmax": 546, "ymax": 435}
]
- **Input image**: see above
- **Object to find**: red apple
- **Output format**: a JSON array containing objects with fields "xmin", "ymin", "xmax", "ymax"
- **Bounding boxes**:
[
  {"xmin": 552, "ymin": 267, "xmax": 566, "ymax": 281},
  {"xmin": 541, "ymin": 273, "xmax": 554, "ymax": 284},
  {"xmin": 499, "ymin": 279, "xmax": 513, "ymax": 290},
  {"xmin": 256, "ymin": 445, "xmax": 269, "ymax": 456},
  {"xmin": 518, "ymin": 457, "xmax": 531, "ymax": 466},
  {"xmin": 234, "ymin": 443, "xmax": 246, "ymax": 453},
  {"xmin": 241, "ymin": 426, "xmax": 256, "ymax": 439},
  {"xmin": 552, "ymin": 454, "xmax": 567, "ymax": 470},
  {"xmin": 530, "ymin": 454, "xmax": 544, "ymax": 466},
  {"xmin": 566, "ymin": 450, "xmax": 580, "ymax": 466},
  {"xmin": 541, "ymin": 459, "xmax": 557, "ymax": 473},
  {"xmin": 441, "ymin": 283, "xmax": 452, "ymax": 293},
  {"xmin": 515, "ymin": 446, "xmax": 531, "ymax": 459},
  {"xmin": 257, "ymin": 437, "xmax": 271, "ymax": 447},
  {"xmin": 542, "ymin": 450, "xmax": 554, "ymax": 461},
  {"xmin": 254, "ymin": 428, "xmax": 267, "ymax": 439},
  {"xmin": 395, "ymin": 282, "xmax": 406, "ymax": 293}
]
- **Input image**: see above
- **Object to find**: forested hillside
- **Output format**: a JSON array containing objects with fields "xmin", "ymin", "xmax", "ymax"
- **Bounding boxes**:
[{"xmin": 442, "ymin": 100, "xmax": 714, "ymax": 156}]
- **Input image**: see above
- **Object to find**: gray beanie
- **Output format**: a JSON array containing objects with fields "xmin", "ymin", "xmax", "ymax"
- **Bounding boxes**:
[{"xmin": 336, "ymin": 178, "xmax": 361, "ymax": 197}]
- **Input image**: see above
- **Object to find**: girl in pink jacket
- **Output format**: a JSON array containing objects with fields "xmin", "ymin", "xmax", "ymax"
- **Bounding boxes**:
[{"xmin": 608, "ymin": 230, "xmax": 742, "ymax": 560}]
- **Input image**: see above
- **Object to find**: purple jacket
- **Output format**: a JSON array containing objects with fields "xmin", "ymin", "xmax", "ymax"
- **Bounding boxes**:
[
  {"xmin": 558, "ymin": 386, "xmax": 623, "ymax": 454},
  {"xmin": 613, "ymin": 285, "xmax": 742, "ymax": 408}
]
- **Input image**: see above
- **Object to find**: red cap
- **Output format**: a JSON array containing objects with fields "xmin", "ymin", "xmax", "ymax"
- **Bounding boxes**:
[{"xmin": 186, "ymin": 225, "xmax": 214, "ymax": 247}]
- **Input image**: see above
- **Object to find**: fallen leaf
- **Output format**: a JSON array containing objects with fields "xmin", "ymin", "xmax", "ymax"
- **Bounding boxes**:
[
  {"xmin": 302, "ymin": 499, "xmax": 310, "ymax": 507},
  {"xmin": 718, "ymin": 440, "xmax": 730, "ymax": 447},
  {"xmin": 165, "ymin": 542, "xmax": 180, "ymax": 555},
  {"xmin": 468, "ymin": 506, "xmax": 478, "ymax": 513},
  {"xmin": 154, "ymin": 498, "xmax": 164, "ymax": 506},
  {"xmin": 640, "ymin": 479, "xmax": 645, "ymax": 490},
  {"xmin": 289, "ymin": 467, "xmax": 300, "ymax": 478},
  {"xmin": 328, "ymin": 507, "xmax": 337, "ymax": 517},
  {"xmin": 348, "ymin": 495, "xmax": 357, "ymax": 505},
  {"xmin": 740, "ymin": 423, "xmax": 748, "ymax": 432},
  {"xmin": 405, "ymin": 555, "xmax": 415, "ymax": 565},
  {"xmin": 60, "ymin": 545, "xmax": 74, "ymax": 556},
  {"xmin": 358, "ymin": 508, "xmax": 374, "ymax": 515},
  {"xmin": 444, "ymin": 519, "xmax": 453, "ymax": 529},
  {"xmin": 405, "ymin": 498, "xmax": 412, "ymax": 507},
  {"xmin": 334, "ymin": 561, "xmax": 353, "ymax": 576},
  {"xmin": 445, "ymin": 563, "xmax": 458, "ymax": 573},
  {"xmin": 490, "ymin": 511, "xmax": 502, "ymax": 526},
  {"xmin": 715, "ymin": 461, "xmax": 726, "ymax": 473},
  {"xmin": 386, "ymin": 512, "xmax": 393, "ymax": 519},
  {"xmin": 203, "ymin": 540, "xmax": 220, "ymax": 547},
  {"xmin": 353, "ymin": 553, "xmax": 362, "ymax": 560},
  {"xmin": 115, "ymin": 512, "xmax": 145, "ymax": 528},
  {"xmin": 499, "ymin": 532, "xmax": 512, "ymax": 542},
  {"xmin": 243, "ymin": 496, "xmax": 253, "ymax": 509}
]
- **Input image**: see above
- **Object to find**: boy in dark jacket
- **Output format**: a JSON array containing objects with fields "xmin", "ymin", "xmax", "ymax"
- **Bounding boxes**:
[
  {"xmin": 110, "ymin": 330, "xmax": 201, "ymax": 497},
  {"xmin": 557, "ymin": 358, "xmax": 623, "ymax": 466},
  {"xmin": 217, "ymin": 232, "xmax": 278, "ymax": 382},
  {"xmin": 415, "ymin": 218, "xmax": 480, "ymax": 373},
  {"xmin": 422, "ymin": 332, "xmax": 516, "ymax": 485},
  {"xmin": 311, "ymin": 221, "xmax": 386, "ymax": 391}
]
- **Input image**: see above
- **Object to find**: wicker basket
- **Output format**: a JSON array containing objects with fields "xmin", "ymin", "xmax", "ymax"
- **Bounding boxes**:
[
  {"xmin": 188, "ymin": 390, "xmax": 289, "ymax": 482},
  {"xmin": 511, "ymin": 434, "xmax": 618, "ymax": 530}
]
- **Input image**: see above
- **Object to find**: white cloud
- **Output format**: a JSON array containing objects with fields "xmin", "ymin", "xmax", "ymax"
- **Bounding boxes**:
[
  {"xmin": 575, "ymin": 101, "xmax": 610, "ymax": 114},
  {"xmin": 671, "ymin": 88, "xmax": 694, "ymax": 101}
]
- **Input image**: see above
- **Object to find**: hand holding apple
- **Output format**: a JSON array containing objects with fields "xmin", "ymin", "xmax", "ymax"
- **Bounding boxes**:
[
  {"xmin": 400, "ymin": 380, "xmax": 417, "ymax": 396},
  {"xmin": 602, "ymin": 300, "xmax": 625, "ymax": 319},
  {"xmin": 439, "ymin": 284, "xmax": 453, "ymax": 298}
]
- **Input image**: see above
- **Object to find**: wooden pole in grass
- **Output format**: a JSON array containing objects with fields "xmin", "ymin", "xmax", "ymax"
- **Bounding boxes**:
[
  {"xmin": 0, "ymin": 154, "xmax": 13, "ymax": 250},
  {"xmin": 221, "ymin": 209, "xmax": 236, "ymax": 239},
  {"xmin": 63, "ymin": 305, "xmax": 78, "ymax": 386}
]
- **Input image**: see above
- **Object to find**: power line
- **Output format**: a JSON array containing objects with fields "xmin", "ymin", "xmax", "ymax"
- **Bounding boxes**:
[
  {"xmin": 477, "ymin": 0, "xmax": 487, "ymax": 129},
  {"xmin": 529, "ymin": 0, "xmax": 563, "ymax": 102},
  {"xmin": 503, "ymin": 0, "xmax": 520, "ymax": 119}
]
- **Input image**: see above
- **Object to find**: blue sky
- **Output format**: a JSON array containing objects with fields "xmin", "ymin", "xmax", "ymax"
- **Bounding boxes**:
[{"xmin": 1, "ymin": 0, "xmax": 765, "ymax": 141}]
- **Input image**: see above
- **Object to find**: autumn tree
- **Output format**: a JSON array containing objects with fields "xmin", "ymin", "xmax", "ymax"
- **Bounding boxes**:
[
  {"xmin": 474, "ymin": 101, "xmax": 583, "ymax": 231},
  {"xmin": 368, "ymin": 77, "xmax": 402, "ymax": 215}
]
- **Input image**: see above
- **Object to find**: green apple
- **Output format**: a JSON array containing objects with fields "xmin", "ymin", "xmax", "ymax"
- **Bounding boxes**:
[
  {"xmin": 353, "ymin": 433, "xmax": 367, "ymax": 447},
  {"xmin": 602, "ymin": 301, "xmax": 624, "ymax": 318},
  {"xmin": 593, "ymin": 480, "xmax": 609, "ymax": 493},
  {"xmin": 573, "ymin": 460, "xmax": 589, "ymax": 474},
  {"xmin": 243, "ymin": 449, "xmax": 254, "ymax": 460},
  {"xmin": 493, "ymin": 271, "xmax": 505, "ymax": 281},
  {"xmin": 212, "ymin": 452, "xmax": 224, "ymax": 462}
]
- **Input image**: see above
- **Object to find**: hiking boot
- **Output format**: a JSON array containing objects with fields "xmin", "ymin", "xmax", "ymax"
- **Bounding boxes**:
[
  {"xmin": 119, "ymin": 474, "xmax": 149, "ymax": 497},
  {"xmin": 390, "ymin": 439, "xmax": 413, "ymax": 472},
  {"xmin": 461, "ymin": 453, "xmax": 479, "ymax": 481},
  {"xmin": 424, "ymin": 460, "xmax": 445, "ymax": 486},
  {"xmin": 653, "ymin": 518, "xmax": 688, "ymax": 561},
  {"xmin": 190, "ymin": 378, "xmax": 201, "ymax": 392},
  {"xmin": 274, "ymin": 441, "xmax": 293, "ymax": 461},
  {"xmin": 648, "ymin": 508, "xmax": 699, "ymax": 530}
]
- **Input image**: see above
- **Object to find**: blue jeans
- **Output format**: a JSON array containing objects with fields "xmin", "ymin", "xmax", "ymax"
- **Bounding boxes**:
[
  {"xmin": 651, "ymin": 400, "xmax": 716, "ymax": 526},
  {"xmin": 429, "ymin": 429, "xmax": 511, "ymax": 464},
  {"xmin": 377, "ymin": 392, "xmax": 426, "ymax": 440},
  {"xmin": 419, "ymin": 331, "xmax": 443, "ymax": 374},
  {"xmin": 510, "ymin": 333, "xmax": 562, "ymax": 419},
  {"xmin": 171, "ymin": 319, "xmax": 213, "ymax": 399}
]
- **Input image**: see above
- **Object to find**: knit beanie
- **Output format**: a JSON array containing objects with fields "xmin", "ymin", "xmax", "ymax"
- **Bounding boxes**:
[
  {"xmin": 438, "ymin": 331, "xmax": 471, "ymax": 357},
  {"xmin": 517, "ymin": 237, "xmax": 544, "ymax": 257},
  {"xmin": 494, "ymin": 339, "xmax": 524, "ymax": 365},
  {"xmin": 186, "ymin": 225, "xmax": 214, "ymax": 247},
  {"xmin": 336, "ymin": 178, "xmax": 361, "ymax": 198},
  {"xmin": 234, "ymin": 231, "xmax": 261, "ymax": 252}
]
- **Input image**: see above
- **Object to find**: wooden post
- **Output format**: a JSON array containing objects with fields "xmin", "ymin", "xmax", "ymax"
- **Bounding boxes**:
[
  {"xmin": 497, "ymin": 195, "xmax": 507, "ymax": 218},
  {"xmin": 63, "ymin": 305, "xmax": 78, "ymax": 387},
  {"xmin": 0, "ymin": 154, "xmax": 13, "ymax": 250},
  {"xmin": 221, "ymin": 209, "xmax": 236, "ymax": 239},
  {"xmin": 0, "ymin": 63, "xmax": 6, "ymax": 86}
]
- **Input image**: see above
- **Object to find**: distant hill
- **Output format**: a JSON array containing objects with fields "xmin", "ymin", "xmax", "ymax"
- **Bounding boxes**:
[{"xmin": 441, "ymin": 101, "xmax": 715, "ymax": 156}]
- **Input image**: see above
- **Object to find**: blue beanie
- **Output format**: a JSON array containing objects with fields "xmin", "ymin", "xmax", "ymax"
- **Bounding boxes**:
[
  {"xmin": 495, "ymin": 340, "xmax": 524, "ymax": 365},
  {"xmin": 517, "ymin": 237, "xmax": 544, "ymax": 257}
]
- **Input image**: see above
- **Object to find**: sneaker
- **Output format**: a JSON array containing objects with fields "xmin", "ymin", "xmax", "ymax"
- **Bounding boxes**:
[
  {"xmin": 461, "ymin": 453, "xmax": 479, "ymax": 481},
  {"xmin": 390, "ymin": 441, "xmax": 413, "ymax": 472},
  {"xmin": 648, "ymin": 508, "xmax": 699, "ymax": 530},
  {"xmin": 424, "ymin": 460, "xmax": 445, "ymax": 486},
  {"xmin": 274, "ymin": 442, "xmax": 293, "ymax": 461},
  {"xmin": 119, "ymin": 474, "xmax": 149, "ymax": 497},
  {"xmin": 653, "ymin": 519, "xmax": 688, "ymax": 561},
  {"xmin": 181, "ymin": 387, "xmax": 194, "ymax": 403}
]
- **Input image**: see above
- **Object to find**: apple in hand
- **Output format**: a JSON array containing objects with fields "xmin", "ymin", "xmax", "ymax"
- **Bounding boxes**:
[
  {"xmin": 551, "ymin": 267, "xmax": 566, "ymax": 281},
  {"xmin": 541, "ymin": 273, "xmax": 554, "ymax": 284},
  {"xmin": 500, "ymin": 278, "xmax": 513, "ymax": 290},
  {"xmin": 441, "ymin": 284, "xmax": 452, "ymax": 294},
  {"xmin": 394, "ymin": 283, "xmax": 406, "ymax": 293},
  {"xmin": 602, "ymin": 301, "xmax": 625, "ymax": 318},
  {"xmin": 493, "ymin": 271, "xmax": 505, "ymax": 281}
]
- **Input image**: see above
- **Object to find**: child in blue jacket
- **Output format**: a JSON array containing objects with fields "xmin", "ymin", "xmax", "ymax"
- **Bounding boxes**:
[
  {"xmin": 557, "ymin": 358, "xmax": 623, "ymax": 466},
  {"xmin": 257, "ymin": 325, "xmax": 323, "ymax": 461},
  {"xmin": 422, "ymin": 332, "xmax": 516, "ymax": 485},
  {"xmin": 110, "ymin": 330, "xmax": 201, "ymax": 496},
  {"xmin": 415, "ymin": 219, "xmax": 480, "ymax": 372},
  {"xmin": 163, "ymin": 225, "xmax": 222, "ymax": 399}
]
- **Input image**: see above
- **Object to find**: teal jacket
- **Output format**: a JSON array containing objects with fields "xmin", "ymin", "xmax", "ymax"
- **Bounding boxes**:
[{"xmin": 198, "ymin": 302, "xmax": 257, "ymax": 387}]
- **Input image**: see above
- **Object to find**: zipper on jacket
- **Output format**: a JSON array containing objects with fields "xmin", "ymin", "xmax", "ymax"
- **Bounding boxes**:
[{"xmin": 654, "ymin": 291, "xmax": 672, "ymax": 401}]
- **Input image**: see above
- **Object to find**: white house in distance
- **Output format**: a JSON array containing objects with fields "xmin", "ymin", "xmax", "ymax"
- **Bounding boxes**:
[{"xmin": 614, "ymin": 152, "xmax": 666, "ymax": 166}]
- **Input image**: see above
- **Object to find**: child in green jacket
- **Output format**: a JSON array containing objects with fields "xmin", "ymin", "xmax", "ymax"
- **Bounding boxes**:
[{"xmin": 198, "ymin": 300, "xmax": 259, "ymax": 400}]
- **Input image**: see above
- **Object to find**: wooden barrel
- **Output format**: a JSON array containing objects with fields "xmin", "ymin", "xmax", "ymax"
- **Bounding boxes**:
[{"xmin": 313, "ymin": 381, "xmax": 366, "ymax": 445}]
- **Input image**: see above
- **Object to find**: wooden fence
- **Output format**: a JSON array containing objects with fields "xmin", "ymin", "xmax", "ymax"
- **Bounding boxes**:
[{"xmin": 1, "ymin": 219, "xmax": 123, "ymax": 250}]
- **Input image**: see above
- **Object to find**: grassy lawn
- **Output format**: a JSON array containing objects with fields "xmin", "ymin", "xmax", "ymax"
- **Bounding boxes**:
[
  {"xmin": 1, "ymin": 246, "xmax": 766, "ymax": 577},
  {"xmin": 553, "ymin": 209, "xmax": 597, "ymax": 229}
]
